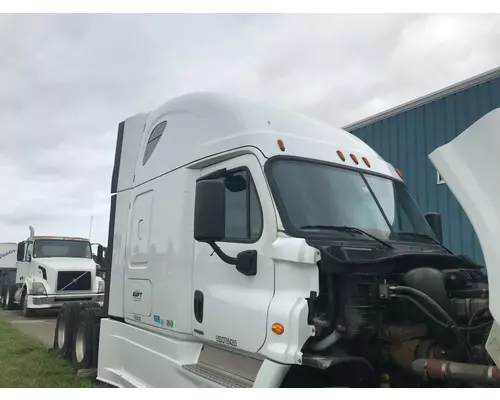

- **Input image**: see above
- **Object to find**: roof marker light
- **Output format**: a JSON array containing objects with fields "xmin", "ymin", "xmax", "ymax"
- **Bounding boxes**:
[
  {"xmin": 277, "ymin": 139, "xmax": 285, "ymax": 152},
  {"xmin": 350, "ymin": 154, "xmax": 359, "ymax": 165},
  {"xmin": 337, "ymin": 150, "xmax": 345, "ymax": 162},
  {"xmin": 362, "ymin": 157, "xmax": 371, "ymax": 168},
  {"xmin": 395, "ymin": 168, "xmax": 403, "ymax": 178}
]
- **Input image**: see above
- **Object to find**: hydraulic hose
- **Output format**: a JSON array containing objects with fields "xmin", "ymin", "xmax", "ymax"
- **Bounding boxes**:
[
  {"xmin": 310, "ymin": 330, "xmax": 342, "ymax": 352},
  {"xmin": 394, "ymin": 294, "xmax": 493, "ymax": 332},
  {"xmin": 460, "ymin": 320, "xmax": 493, "ymax": 332},
  {"xmin": 465, "ymin": 307, "xmax": 492, "ymax": 341},
  {"xmin": 391, "ymin": 285, "xmax": 473, "ymax": 361},
  {"xmin": 392, "ymin": 294, "xmax": 450, "ymax": 330}
]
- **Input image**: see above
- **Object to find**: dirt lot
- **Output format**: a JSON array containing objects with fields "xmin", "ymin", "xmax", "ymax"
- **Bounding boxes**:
[{"xmin": 0, "ymin": 309, "xmax": 57, "ymax": 348}]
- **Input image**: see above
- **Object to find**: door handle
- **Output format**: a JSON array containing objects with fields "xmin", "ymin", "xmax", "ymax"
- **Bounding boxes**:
[
  {"xmin": 194, "ymin": 290, "xmax": 204, "ymax": 323},
  {"xmin": 137, "ymin": 219, "xmax": 143, "ymax": 240}
]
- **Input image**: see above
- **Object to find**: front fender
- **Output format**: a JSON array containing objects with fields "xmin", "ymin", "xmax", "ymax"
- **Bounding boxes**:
[
  {"xmin": 23, "ymin": 277, "xmax": 48, "ymax": 294},
  {"xmin": 23, "ymin": 277, "xmax": 36, "ymax": 293},
  {"xmin": 95, "ymin": 275, "xmax": 105, "ymax": 293}
]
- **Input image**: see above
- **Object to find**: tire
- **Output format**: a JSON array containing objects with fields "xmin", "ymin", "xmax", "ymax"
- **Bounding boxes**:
[
  {"xmin": 71, "ymin": 307, "xmax": 104, "ymax": 370},
  {"xmin": 21, "ymin": 289, "xmax": 35, "ymax": 318},
  {"xmin": 53, "ymin": 301, "xmax": 101, "ymax": 360},
  {"xmin": 5, "ymin": 285, "xmax": 17, "ymax": 310}
]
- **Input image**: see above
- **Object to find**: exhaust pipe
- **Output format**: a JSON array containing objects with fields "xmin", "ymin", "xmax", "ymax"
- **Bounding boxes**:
[
  {"xmin": 411, "ymin": 358, "xmax": 500, "ymax": 386},
  {"xmin": 29, "ymin": 226, "xmax": 35, "ymax": 240}
]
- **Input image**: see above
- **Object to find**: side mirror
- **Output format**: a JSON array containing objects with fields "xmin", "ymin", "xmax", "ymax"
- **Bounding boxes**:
[
  {"xmin": 425, "ymin": 212, "xmax": 443, "ymax": 244},
  {"xmin": 194, "ymin": 179, "xmax": 226, "ymax": 242},
  {"xmin": 193, "ymin": 174, "xmax": 257, "ymax": 277},
  {"xmin": 17, "ymin": 242, "xmax": 25, "ymax": 262},
  {"xmin": 97, "ymin": 245, "xmax": 104, "ymax": 265}
]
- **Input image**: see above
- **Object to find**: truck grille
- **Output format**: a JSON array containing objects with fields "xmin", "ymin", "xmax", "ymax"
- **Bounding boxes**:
[{"xmin": 56, "ymin": 271, "xmax": 91, "ymax": 291}]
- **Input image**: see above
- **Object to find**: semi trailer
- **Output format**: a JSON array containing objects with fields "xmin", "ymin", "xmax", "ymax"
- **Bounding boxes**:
[
  {"xmin": 0, "ymin": 242, "xmax": 17, "ymax": 308},
  {"xmin": 53, "ymin": 92, "xmax": 499, "ymax": 387},
  {"xmin": 3, "ymin": 227, "xmax": 105, "ymax": 316}
]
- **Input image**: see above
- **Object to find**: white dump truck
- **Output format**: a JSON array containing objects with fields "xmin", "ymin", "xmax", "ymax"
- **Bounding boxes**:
[
  {"xmin": 0, "ymin": 242, "xmax": 17, "ymax": 308},
  {"xmin": 52, "ymin": 92, "xmax": 500, "ymax": 388},
  {"xmin": 3, "ymin": 227, "xmax": 105, "ymax": 317}
]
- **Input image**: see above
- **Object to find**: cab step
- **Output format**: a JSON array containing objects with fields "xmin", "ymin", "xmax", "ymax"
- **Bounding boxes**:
[{"xmin": 182, "ymin": 363, "xmax": 253, "ymax": 388}]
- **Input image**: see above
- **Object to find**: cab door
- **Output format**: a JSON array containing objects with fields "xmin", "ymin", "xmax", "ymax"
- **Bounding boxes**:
[
  {"xmin": 192, "ymin": 154, "xmax": 276, "ymax": 353},
  {"xmin": 15, "ymin": 241, "xmax": 30, "ymax": 285}
]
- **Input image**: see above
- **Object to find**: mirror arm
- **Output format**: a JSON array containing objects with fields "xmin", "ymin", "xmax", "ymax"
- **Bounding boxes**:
[
  {"xmin": 207, "ymin": 242, "xmax": 258, "ymax": 276},
  {"xmin": 207, "ymin": 242, "xmax": 238, "ymax": 265}
]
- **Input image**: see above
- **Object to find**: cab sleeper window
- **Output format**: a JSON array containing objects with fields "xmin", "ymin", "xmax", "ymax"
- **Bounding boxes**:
[
  {"xmin": 143, "ymin": 121, "xmax": 167, "ymax": 165},
  {"xmin": 223, "ymin": 168, "xmax": 263, "ymax": 242}
]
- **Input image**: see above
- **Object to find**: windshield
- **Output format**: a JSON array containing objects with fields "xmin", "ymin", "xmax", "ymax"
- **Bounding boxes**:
[
  {"xmin": 267, "ymin": 159, "xmax": 436, "ymax": 242},
  {"xmin": 33, "ymin": 239, "xmax": 92, "ymax": 259}
]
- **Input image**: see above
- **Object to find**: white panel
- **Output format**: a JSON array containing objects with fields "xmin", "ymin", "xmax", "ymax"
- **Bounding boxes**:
[
  {"xmin": 116, "ymin": 113, "xmax": 148, "ymax": 192},
  {"xmin": 429, "ymin": 108, "xmax": 500, "ymax": 322},
  {"xmin": 124, "ymin": 279, "xmax": 152, "ymax": 317},
  {"xmin": 108, "ymin": 191, "xmax": 132, "ymax": 318},
  {"xmin": 192, "ymin": 154, "xmax": 276, "ymax": 354},
  {"xmin": 121, "ymin": 168, "xmax": 198, "ymax": 334},
  {"xmin": 129, "ymin": 190, "xmax": 153, "ymax": 266},
  {"xmin": 97, "ymin": 319, "xmax": 210, "ymax": 388},
  {"xmin": 131, "ymin": 92, "xmax": 396, "ymax": 188},
  {"xmin": 0, "ymin": 243, "xmax": 17, "ymax": 268},
  {"xmin": 259, "ymin": 236, "xmax": 317, "ymax": 365}
]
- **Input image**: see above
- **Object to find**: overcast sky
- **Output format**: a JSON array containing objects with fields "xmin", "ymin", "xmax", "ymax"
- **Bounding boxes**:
[{"xmin": 1, "ymin": 13, "xmax": 500, "ymax": 245}]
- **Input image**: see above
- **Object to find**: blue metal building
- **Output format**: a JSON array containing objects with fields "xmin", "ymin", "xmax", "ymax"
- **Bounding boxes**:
[{"xmin": 344, "ymin": 66, "xmax": 500, "ymax": 265}]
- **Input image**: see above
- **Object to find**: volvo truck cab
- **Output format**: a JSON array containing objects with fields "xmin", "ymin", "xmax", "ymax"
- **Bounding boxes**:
[
  {"xmin": 6, "ymin": 227, "xmax": 105, "ymax": 316},
  {"xmin": 55, "ymin": 93, "xmax": 497, "ymax": 388}
]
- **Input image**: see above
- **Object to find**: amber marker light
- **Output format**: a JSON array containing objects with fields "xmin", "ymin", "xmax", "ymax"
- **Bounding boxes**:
[
  {"xmin": 362, "ymin": 157, "xmax": 371, "ymax": 168},
  {"xmin": 272, "ymin": 323, "xmax": 284, "ymax": 335},
  {"xmin": 350, "ymin": 153, "xmax": 359, "ymax": 165},
  {"xmin": 337, "ymin": 150, "xmax": 345, "ymax": 161}
]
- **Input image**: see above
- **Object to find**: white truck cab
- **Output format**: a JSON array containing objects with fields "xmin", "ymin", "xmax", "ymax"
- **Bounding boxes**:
[
  {"xmin": 55, "ymin": 93, "xmax": 498, "ymax": 388},
  {"xmin": 6, "ymin": 227, "xmax": 105, "ymax": 316}
]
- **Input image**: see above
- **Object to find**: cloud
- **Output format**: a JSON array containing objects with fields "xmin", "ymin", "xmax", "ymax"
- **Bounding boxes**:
[{"xmin": 1, "ymin": 13, "xmax": 500, "ymax": 244}]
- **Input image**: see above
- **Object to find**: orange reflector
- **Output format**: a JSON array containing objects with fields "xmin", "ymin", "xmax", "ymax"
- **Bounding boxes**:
[
  {"xmin": 350, "ymin": 154, "xmax": 359, "ymax": 164},
  {"xmin": 277, "ymin": 139, "xmax": 285, "ymax": 152},
  {"xmin": 336, "ymin": 150, "xmax": 345, "ymax": 161},
  {"xmin": 395, "ymin": 168, "xmax": 403, "ymax": 178},
  {"xmin": 362, "ymin": 157, "xmax": 371, "ymax": 168},
  {"xmin": 272, "ymin": 323, "xmax": 284, "ymax": 335}
]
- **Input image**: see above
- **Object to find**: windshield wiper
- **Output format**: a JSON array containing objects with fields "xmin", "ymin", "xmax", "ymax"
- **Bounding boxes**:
[
  {"xmin": 397, "ymin": 232, "xmax": 453, "ymax": 254},
  {"xmin": 300, "ymin": 224, "xmax": 394, "ymax": 249}
]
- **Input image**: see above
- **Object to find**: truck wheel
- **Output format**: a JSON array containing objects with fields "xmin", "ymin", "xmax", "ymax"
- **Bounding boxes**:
[
  {"xmin": 21, "ymin": 290, "xmax": 34, "ymax": 318},
  {"xmin": 71, "ymin": 307, "xmax": 104, "ymax": 370},
  {"xmin": 53, "ymin": 301, "xmax": 101, "ymax": 359},
  {"xmin": 5, "ymin": 285, "xmax": 17, "ymax": 310}
]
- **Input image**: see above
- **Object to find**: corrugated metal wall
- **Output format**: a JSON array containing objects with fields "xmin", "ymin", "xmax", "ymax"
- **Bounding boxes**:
[{"xmin": 348, "ymin": 76, "xmax": 500, "ymax": 265}]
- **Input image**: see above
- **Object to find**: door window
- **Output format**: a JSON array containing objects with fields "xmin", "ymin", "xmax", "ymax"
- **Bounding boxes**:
[{"xmin": 222, "ymin": 168, "xmax": 263, "ymax": 243}]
